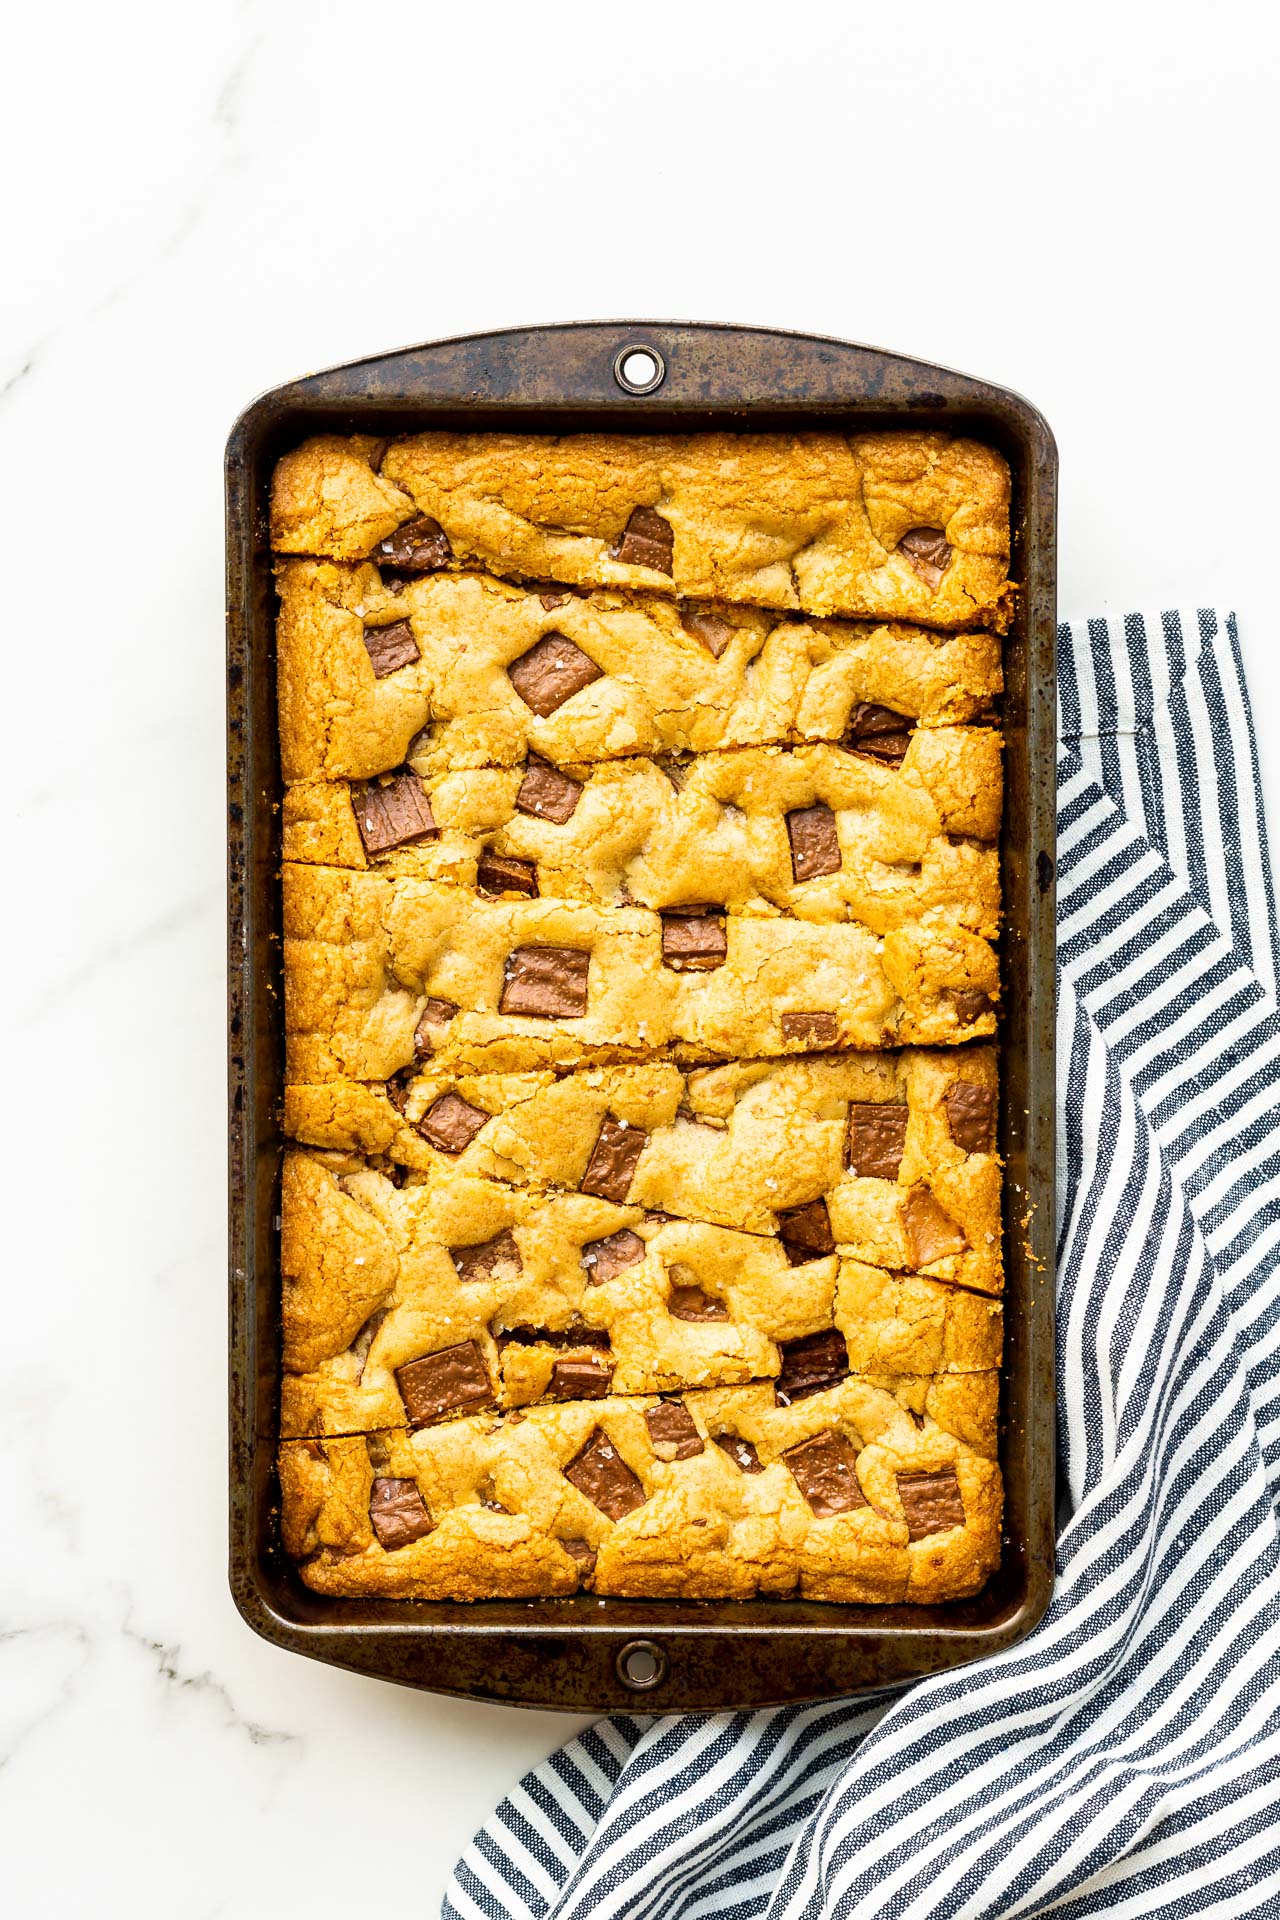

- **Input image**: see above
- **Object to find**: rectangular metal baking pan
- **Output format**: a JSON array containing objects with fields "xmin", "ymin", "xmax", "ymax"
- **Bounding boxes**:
[{"xmin": 227, "ymin": 321, "xmax": 1057, "ymax": 1711}]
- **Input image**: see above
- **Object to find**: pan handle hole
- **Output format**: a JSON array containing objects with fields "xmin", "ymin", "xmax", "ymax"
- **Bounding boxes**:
[
  {"xmin": 614, "ymin": 345, "xmax": 665, "ymax": 395},
  {"xmin": 616, "ymin": 1639, "xmax": 668, "ymax": 1689}
]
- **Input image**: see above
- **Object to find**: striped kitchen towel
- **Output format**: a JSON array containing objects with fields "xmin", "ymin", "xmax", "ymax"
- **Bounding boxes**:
[{"xmin": 445, "ymin": 610, "xmax": 1280, "ymax": 1920}]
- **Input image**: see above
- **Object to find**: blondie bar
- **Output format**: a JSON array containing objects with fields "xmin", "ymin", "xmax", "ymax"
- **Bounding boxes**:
[
  {"xmin": 283, "ymin": 1049, "xmax": 1001, "ymax": 1286},
  {"xmin": 275, "ymin": 561, "xmax": 1002, "ymax": 783},
  {"xmin": 282, "ymin": 734, "xmax": 1000, "ymax": 941},
  {"xmin": 271, "ymin": 430, "xmax": 1011, "ymax": 631},
  {"xmin": 283, "ymin": 862, "xmax": 999, "ymax": 1081},
  {"xmin": 278, "ymin": 1142, "xmax": 1002, "ymax": 1438},
  {"xmin": 278, "ymin": 1373, "xmax": 1002, "ymax": 1603}
]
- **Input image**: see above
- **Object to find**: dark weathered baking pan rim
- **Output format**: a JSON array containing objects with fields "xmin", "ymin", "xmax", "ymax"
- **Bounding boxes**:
[{"xmin": 227, "ymin": 320, "xmax": 1057, "ymax": 1712}]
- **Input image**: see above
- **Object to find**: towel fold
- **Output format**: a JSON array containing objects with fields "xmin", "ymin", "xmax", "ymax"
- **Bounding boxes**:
[{"xmin": 447, "ymin": 611, "xmax": 1280, "ymax": 1920}]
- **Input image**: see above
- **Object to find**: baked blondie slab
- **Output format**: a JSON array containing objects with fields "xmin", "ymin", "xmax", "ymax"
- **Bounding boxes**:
[
  {"xmin": 271, "ymin": 430, "xmax": 1012, "ymax": 632},
  {"xmin": 278, "ymin": 1373, "xmax": 1002, "ymax": 1602},
  {"xmin": 284, "ymin": 862, "xmax": 999, "ymax": 1080},
  {"xmin": 284, "ymin": 1049, "xmax": 1001, "ymax": 1283},
  {"xmin": 271, "ymin": 424, "xmax": 1008, "ymax": 1608},
  {"xmin": 275, "ymin": 561, "xmax": 1003, "ymax": 783},
  {"xmin": 282, "ymin": 735, "xmax": 1000, "ymax": 941}
]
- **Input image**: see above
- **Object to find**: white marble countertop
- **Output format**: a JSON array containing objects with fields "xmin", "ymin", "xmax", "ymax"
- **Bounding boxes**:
[{"xmin": 3, "ymin": 3, "xmax": 1277, "ymax": 1914}]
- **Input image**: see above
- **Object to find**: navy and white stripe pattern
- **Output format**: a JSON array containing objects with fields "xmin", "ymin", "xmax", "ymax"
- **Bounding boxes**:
[{"xmin": 446, "ymin": 610, "xmax": 1280, "ymax": 1920}]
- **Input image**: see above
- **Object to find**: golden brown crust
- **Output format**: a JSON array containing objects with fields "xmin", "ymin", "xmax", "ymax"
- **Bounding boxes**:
[
  {"xmin": 278, "ymin": 1374, "xmax": 1002, "ymax": 1603},
  {"xmin": 271, "ymin": 431, "xmax": 1012, "ymax": 631}
]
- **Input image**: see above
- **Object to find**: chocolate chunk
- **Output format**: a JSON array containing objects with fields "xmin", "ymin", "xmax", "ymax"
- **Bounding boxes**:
[
  {"xmin": 477, "ymin": 850, "xmax": 539, "ymax": 897},
  {"xmin": 660, "ymin": 910, "xmax": 727, "ymax": 971},
  {"xmin": 847, "ymin": 1102, "xmax": 909, "ymax": 1179},
  {"xmin": 373, "ymin": 514, "xmax": 453, "ymax": 574},
  {"xmin": 548, "ymin": 1356, "xmax": 613, "ymax": 1399},
  {"xmin": 945, "ymin": 1082, "xmax": 995, "ymax": 1154},
  {"xmin": 515, "ymin": 758, "xmax": 583, "ymax": 824},
  {"xmin": 582, "ymin": 1228, "xmax": 647, "ymax": 1285},
  {"xmin": 775, "ymin": 1328, "xmax": 850, "ymax": 1406},
  {"xmin": 780, "ymin": 1011, "xmax": 839, "ymax": 1047},
  {"xmin": 356, "ymin": 772, "xmax": 438, "ymax": 856},
  {"xmin": 952, "ymin": 989, "xmax": 995, "ymax": 1026},
  {"xmin": 366, "ymin": 439, "xmax": 389, "ymax": 475},
  {"xmin": 368, "ymin": 1477, "xmax": 434, "ymax": 1549},
  {"xmin": 507, "ymin": 634, "xmax": 603, "ymax": 717},
  {"xmin": 562, "ymin": 1536, "xmax": 597, "ymax": 1574},
  {"xmin": 362, "ymin": 618, "xmax": 420, "ymax": 678},
  {"xmin": 395, "ymin": 1340, "xmax": 493, "ymax": 1427},
  {"xmin": 847, "ymin": 702, "xmax": 914, "ymax": 767},
  {"xmin": 898, "ymin": 1467, "xmax": 966, "ymax": 1538},
  {"xmin": 562, "ymin": 1428, "xmax": 647, "ymax": 1520},
  {"xmin": 450, "ymin": 1227, "xmax": 522, "ymax": 1286},
  {"xmin": 385, "ymin": 1066, "xmax": 415, "ymax": 1115},
  {"xmin": 580, "ymin": 1116, "xmax": 646, "ymax": 1203},
  {"xmin": 786, "ymin": 804, "xmax": 843, "ymax": 883},
  {"xmin": 418, "ymin": 1090, "xmax": 490, "ymax": 1154},
  {"xmin": 539, "ymin": 588, "xmax": 573, "ymax": 610},
  {"xmin": 681, "ymin": 610, "xmax": 734, "ymax": 659},
  {"xmin": 715, "ymin": 1433, "xmax": 764, "ymax": 1474},
  {"xmin": 645, "ymin": 1400, "xmax": 704, "ymax": 1460},
  {"xmin": 499, "ymin": 945, "xmax": 590, "ymax": 1018},
  {"xmin": 902, "ymin": 1187, "xmax": 968, "ymax": 1267},
  {"xmin": 783, "ymin": 1430, "xmax": 867, "ymax": 1517},
  {"xmin": 777, "ymin": 1199, "xmax": 835, "ymax": 1267},
  {"xmin": 616, "ymin": 505, "xmax": 674, "ymax": 573},
  {"xmin": 495, "ymin": 1322, "xmax": 610, "ymax": 1351},
  {"xmin": 480, "ymin": 1496, "xmax": 509, "ymax": 1513},
  {"xmin": 414, "ymin": 998, "xmax": 457, "ymax": 1055},
  {"xmin": 898, "ymin": 526, "xmax": 953, "ymax": 592},
  {"xmin": 668, "ymin": 1283, "xmax": 729, "ymax": 1322}
]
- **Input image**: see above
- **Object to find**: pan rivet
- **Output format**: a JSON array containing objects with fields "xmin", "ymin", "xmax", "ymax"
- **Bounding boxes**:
[
  {"xmin": 613, "ymin": 345, "xmax": 665, "ymax": 395},
  {"xmin": 616, "ymin": 1639, "xmax": 668, "ymax": 1689}
]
